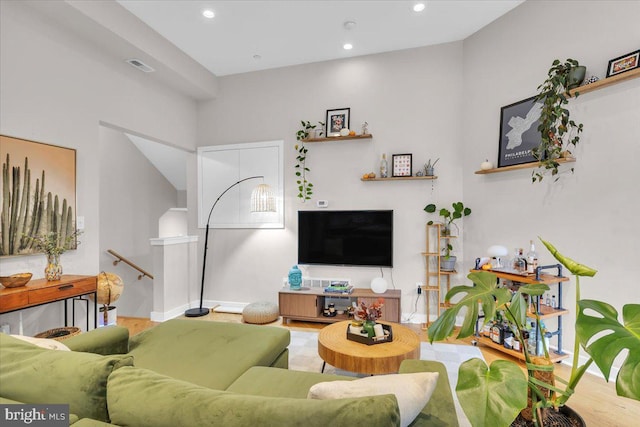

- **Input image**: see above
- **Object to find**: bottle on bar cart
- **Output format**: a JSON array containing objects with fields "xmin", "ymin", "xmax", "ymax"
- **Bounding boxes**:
[{"xmin": 527, "ymin": 240, "xmax": 538, "ymax": 274}]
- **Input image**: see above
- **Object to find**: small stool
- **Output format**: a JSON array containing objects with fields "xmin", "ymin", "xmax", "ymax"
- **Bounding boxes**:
[{"xmin": 242, "ymin": 301, "xmax": 279, "ymax": 324}]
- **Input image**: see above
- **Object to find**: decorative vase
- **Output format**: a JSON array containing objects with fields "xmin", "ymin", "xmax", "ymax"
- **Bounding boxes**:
[
  {"xmin": 288, "ymin": 265, "xmax": 302, "ymax": 290},
  {"xmin": 440, "ymin": 256, "xmax": 457, "ymax": 272},
  {"xmin": 45, "ymin": 254, "xmax": 62, "ymax": 281},
  {"xmin": 363, "ymin": 320, "xmax": 376, "ymax": 338}
]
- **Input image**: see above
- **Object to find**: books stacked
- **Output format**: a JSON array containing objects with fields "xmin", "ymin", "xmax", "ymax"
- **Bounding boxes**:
[{"xmin": 324, "ymin": 282, "xmax": 353, "ymax": 294}]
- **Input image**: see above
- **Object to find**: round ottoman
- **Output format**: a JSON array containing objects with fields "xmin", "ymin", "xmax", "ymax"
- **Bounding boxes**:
[{"xmin": 242, "ymin": 301, "xmax": 279, "ymax": 324}]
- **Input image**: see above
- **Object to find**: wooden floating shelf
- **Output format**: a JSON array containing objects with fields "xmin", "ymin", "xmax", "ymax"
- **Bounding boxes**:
[
  {"xmin": 475, "ymin": 157, "xmax": 575, "ymax": 175},
  {"xmin": 568, "ymin": 67, "xmax": 640, "ymax": 97},
  {"xmin": 303, "ymin": 134, "xmax": 373, "ymax": 143},
  {"xmin": 361, "ymin": 175, "xmax": 437, "ymax": 181}
]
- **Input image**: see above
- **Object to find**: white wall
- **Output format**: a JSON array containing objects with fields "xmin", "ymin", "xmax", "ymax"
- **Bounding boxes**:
[
  {"xmin": 462, "ymin": 0, "xmax": 640, "ymax": 360},
  {"xmin": 0, "ymin": 1, "xmax": 198, "ymax": 335},
  {"xmin": 197, "ymin": 42, "xmax": 465, "ymax": 320}
]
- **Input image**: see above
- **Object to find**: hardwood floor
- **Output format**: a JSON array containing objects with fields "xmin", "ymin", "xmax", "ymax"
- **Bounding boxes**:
[{"xmin": 118, "ymin": 314, "xmax": 639, "ymax": 426}]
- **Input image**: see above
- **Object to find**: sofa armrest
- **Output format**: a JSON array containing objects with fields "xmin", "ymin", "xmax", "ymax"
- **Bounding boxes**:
[{"xmin": 64, "ymin": 326, "xmax": 129, "ymax": 355}]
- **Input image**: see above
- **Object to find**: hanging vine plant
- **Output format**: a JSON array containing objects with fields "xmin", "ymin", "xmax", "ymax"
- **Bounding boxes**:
[
  {"xmin": 532, "ymin": 58, "xmax": 585, "ymax": 183},
  {"xmin": 294, "ymin": 120, "xmax": 316, "ymax": 201}
]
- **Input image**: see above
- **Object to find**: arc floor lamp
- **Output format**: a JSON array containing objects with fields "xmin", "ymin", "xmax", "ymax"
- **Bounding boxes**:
[{"xmin": 185, "ymin": 176, "xmax": 276, "ymax": 317}]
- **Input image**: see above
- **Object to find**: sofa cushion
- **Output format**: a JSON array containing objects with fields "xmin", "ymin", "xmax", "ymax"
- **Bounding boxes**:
[
  {"xmin": 0, "ymin": 333, "xmax": 133, "ymax": 422},
  {"xmin": 399, "ymin": 359, "xmax": 459, "ymax": 427},
  {"xmin": 127, "ymin": 319, "xmax": 290, "ymax": 389},
  {"xmin": 307, "ymin": 372, "xmax": 439, "ymax": 427},
  {"xmin": 10, "ymin": 334, "xmax": 71, "ymax": 350},
  {"xmin": 227, "ymin": 366, "xmax": 351, "ymax": 397},
  {"xmin": 108, "ymin": 366, "xmax": 401, "ymax": 427}
]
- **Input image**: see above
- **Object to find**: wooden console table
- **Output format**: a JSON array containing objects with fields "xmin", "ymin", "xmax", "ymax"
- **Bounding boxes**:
[{"xmin": 0, "ymin": 275, "xmax": 98, "ymax": 330}]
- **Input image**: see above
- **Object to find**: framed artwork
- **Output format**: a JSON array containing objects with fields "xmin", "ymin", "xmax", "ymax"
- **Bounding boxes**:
[
  {"xmin": 392, "ymin": 154, "xmax": 412, "ymax": 177},
  {"xmin": 0, "ymin": 135, "xmax": 77, "ymax": 257},
  {"xmin": 497, "ymin": 96, "xmax": 543, "ymax": 168},
  {"xmin": 606, "ymin": 49, "xmax": 639, "ymax": 77},
  {"xmin": 326, "ymin": 108, "xmax": 350, "ymax": 136}
]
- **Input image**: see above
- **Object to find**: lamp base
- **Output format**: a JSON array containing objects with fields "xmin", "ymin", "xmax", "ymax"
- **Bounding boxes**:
[{"xmin": 185, "ymin": 307, "xmax": 210, "ymax": 317}]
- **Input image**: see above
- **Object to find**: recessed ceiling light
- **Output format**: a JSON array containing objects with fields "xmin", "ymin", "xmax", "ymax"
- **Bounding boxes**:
[
  {"xmin": 413, "ymin": 3, "xmax": 426, "ymax": 12},
  {"xmin": 343, "ymin": 43, "xmax": 353, "ymax": 50},
  {"xmin": 202, "ymin": 9, "xmax": 215, "ymax": 19}
]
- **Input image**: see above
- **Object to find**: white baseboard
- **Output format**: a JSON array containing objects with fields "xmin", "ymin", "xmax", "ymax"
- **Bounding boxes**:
[{"xmin": 150, "ymin": 303, "xmax": 191, "ymax": 322}]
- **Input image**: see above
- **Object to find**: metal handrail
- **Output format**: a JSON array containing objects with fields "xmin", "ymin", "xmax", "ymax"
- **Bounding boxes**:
[{"xmin": 106, "ymin": 249, "xmax": 154, "ymax": 280}]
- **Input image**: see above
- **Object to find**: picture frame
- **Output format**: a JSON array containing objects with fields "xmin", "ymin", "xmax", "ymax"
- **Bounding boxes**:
[
  {"xmin": 497, "ymin": 96, "xmax": 543, "ymax": 168},
  {"xmin": 0, "ymin": 135, "xmax": 77, "ymax": 257},
  {"xmin": 606, "ymin": 49, "xmax": 639, "ymax": 78},
  {"xmin": 326, "ymin": 108, "xmax": 350, "ymax": 136},
  {"xmin": 392, "ymin": 154, "xmax": 412, "ymax": 177}
]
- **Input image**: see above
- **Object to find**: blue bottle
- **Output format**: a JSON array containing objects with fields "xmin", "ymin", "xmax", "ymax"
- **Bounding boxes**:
[{"xmin": 288, "ymin": 265, "xmax": 302, "ymax": 290}]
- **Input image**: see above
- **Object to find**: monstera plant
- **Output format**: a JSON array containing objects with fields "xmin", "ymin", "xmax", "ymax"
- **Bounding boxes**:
[{"xmin": 428, "ymin": 238, "xmax": 640, "ymax": 427}]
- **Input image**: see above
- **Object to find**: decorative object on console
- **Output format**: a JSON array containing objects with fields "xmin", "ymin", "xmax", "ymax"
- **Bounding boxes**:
[
  {"xmin": 186, "ymin": 176, "xmax": 276, "ymax": 317},
  {"xmin": 606, "ymin": 49, "xmax": 639, "ymax": 77},
  {"xmin": 0, "ymin": 273, "xmax": 32, "ymax": 288},
  {"xmin": 326, "ymin": 107, "xmax": 350, "ymax": 137},
  {"xmin": 370, "ymin": 277, "xmax": 388, "ymax": 294},
  {"xmin": 92, "ymin": 272, "xmax": 124, "ymax": 327},
  {"xmin": 392, "ymin": 154, "xmax": 412, "ymax": 177},
  {"xmin": 1, "ymin": 135, "xmax": 78, "ymax": 257},
  {"xmin": 288, "ymin": 265, "xmax": 302, "ymax": 290},
  {"xmin": 26, "ymin": 229, "xmax": 82, "ymax": 281},
  {"xmin": 532, "ymin": 58, "xmax": 584, "ymax": 183}
]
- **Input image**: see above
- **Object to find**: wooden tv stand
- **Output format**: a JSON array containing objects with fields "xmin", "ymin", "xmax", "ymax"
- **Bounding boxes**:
[{"xmin": 279, "ymin": 287, "xmax": 401, "ymax": 324}]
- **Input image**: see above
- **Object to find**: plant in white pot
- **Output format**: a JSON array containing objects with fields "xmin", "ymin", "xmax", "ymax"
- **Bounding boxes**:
[
  {"xmin": 427, "ymin": 238, "xmax": 640, "ymax": 427},
  {"xmin": 424, "ymin": 202, "xmax": 472, "ymax": 271}
]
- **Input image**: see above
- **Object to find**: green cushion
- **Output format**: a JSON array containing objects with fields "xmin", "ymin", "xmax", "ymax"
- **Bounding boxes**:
[
  {"xmin": 128, "ymin": 319, "xmax": 290, "ymax": 389},
  {"xmin": 108, "ymin": 366, "xmax": 401, "ymax": 427},
  {"xmin": 399, "ymin": 360, "xmax": 459, "ymax": 427},
  {"xmin": 0, "ymin": 333, "xmax": 133, "ymax": 422},
  {"xmin": 227, "ymin": 366, "xmax": 352, "ymax": 397},
  {"xmin": 64, "ymin": 325, "xmax": 130, "ymax": 355}
]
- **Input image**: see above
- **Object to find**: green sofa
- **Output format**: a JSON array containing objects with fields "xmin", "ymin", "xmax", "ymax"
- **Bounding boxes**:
[{"xmin": 0, "ymin": 319, "xmax": 459, "ymax": 426}]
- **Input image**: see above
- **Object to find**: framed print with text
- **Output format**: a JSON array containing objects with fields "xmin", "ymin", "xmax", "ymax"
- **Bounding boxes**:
[{"xmin": 497, "ymin": 96, "xmax": 542, "ymax": 168}]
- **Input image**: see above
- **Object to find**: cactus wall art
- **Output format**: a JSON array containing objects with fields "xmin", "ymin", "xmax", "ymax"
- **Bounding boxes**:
[{"xmin": 1, "ymin": 135, "xmax": 77, "ymax": 256}]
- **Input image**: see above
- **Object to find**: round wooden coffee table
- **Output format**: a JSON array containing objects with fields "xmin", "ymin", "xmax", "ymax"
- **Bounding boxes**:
[{"xmin": 318, "ymin": 320, "xmax": 420, "ymax": 375}]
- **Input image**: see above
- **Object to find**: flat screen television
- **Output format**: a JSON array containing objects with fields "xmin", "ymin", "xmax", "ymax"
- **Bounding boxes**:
[{"xmin": 298, "ymin": 210, "xmax": 393, "ymax": 267}]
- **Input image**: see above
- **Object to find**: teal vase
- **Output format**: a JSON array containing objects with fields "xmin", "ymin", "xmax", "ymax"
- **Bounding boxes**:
[{"xmin": 363, "ymin": 320, "xmax": 376, "ymax": 338}]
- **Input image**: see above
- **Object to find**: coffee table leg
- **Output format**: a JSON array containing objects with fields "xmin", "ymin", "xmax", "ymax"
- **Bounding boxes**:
[{"xmin": 321, "ymin": 361, "xmax": 326, "ymax": 373}]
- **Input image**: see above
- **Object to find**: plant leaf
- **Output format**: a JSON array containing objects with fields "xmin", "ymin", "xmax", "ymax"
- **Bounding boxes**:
[
  {"xmin": 428, "ymin": 271, "xmax": 511, "ymax": 341},
  {"xmin": 456, "ymin": 359, "xmax": 527, "ymax": 427},
  {"xmin": 539, "ymin": 237, "xmax": 597, "ymax": 277},
  {"xmin": 424, "ymin": 204, "xmax": 436, "ymax": 213},
  {"xmin": 576, "ymin": 300, "xmax": 640, "ymax": 400}
]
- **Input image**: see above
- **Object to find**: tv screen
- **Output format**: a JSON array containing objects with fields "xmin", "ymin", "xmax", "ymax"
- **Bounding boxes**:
[{"xmin": 298, "ymin": 210, "xmax": 393, "ymax": 267}]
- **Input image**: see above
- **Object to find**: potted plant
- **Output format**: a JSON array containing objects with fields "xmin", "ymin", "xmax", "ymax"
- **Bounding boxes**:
[
  {"xmin": 532, "ymin": 59, "xmax": 585, "ymax": 183},
  {"xmin": 26, "ymin": 230, "xmax": 82, "ymax": 281},
  {"xmin": 424, "ymin": 202, "xmax": 471, "ymax": 271},
  {"xmin": 427, "ymin": 237, "xmax": 640, "ymax": 427},
  {"xmin": 294, "ymin": 120, "xmax": 316, "ymax": 201}
]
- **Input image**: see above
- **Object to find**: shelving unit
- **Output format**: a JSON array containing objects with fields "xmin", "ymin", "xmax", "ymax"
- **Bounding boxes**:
[
  {"xmin": 470, "ymin": 266, "xmax": 570, "ymax": 362},
  {"xmin": 302, "ymin": 134, "xmax": 373, "ymax": 143},
  {"xmin": 361, "ymin": 175, "xmax": 437, "ymax": 182},
  {"xmin": 278, "ymin": 287, "xmax": 400, "ymax": 324},
  {"xmin": 421, "ymin": 223, "xmax": 457, "ymax": 325},
  {"xmin": 475, "ymin": 157, "xmax": 575, "ymax": 175}
]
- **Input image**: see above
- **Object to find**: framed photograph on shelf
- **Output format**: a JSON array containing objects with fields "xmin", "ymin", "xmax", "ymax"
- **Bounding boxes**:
[
  {"xmin": 326, "ymin": 108, "xmax": 350, "ymax": 136},
  {"xmin": 392, "ymin": 154, "xmax": 412, "ymax": 177},
  {"xmin": 606, "ymin": 49, "xmax": 639, "ymax": 77},
  {"xmin": 497, "ymin": 96, "xmax": 542, "ymax": 168}
]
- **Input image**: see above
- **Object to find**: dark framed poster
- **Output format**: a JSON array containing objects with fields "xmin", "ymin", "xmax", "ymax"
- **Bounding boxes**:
[{"xmin": 497, "ymin": 96, "xmax": 543, "ymax": 168}]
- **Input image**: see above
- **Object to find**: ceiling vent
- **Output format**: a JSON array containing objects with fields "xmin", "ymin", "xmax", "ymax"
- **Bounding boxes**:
[{"xmin": 125, "ymin": 58, "xmax": 155, "ymax": 73}]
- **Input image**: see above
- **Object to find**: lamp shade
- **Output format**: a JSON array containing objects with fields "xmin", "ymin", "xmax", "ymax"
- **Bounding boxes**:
[
  {"xmin": 251, "ymin": 184, "xmax": 276, "ymax": 212},
  {"xmin": 487, "ymin": 245, "xmax": 508, "ymax": 257}
]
